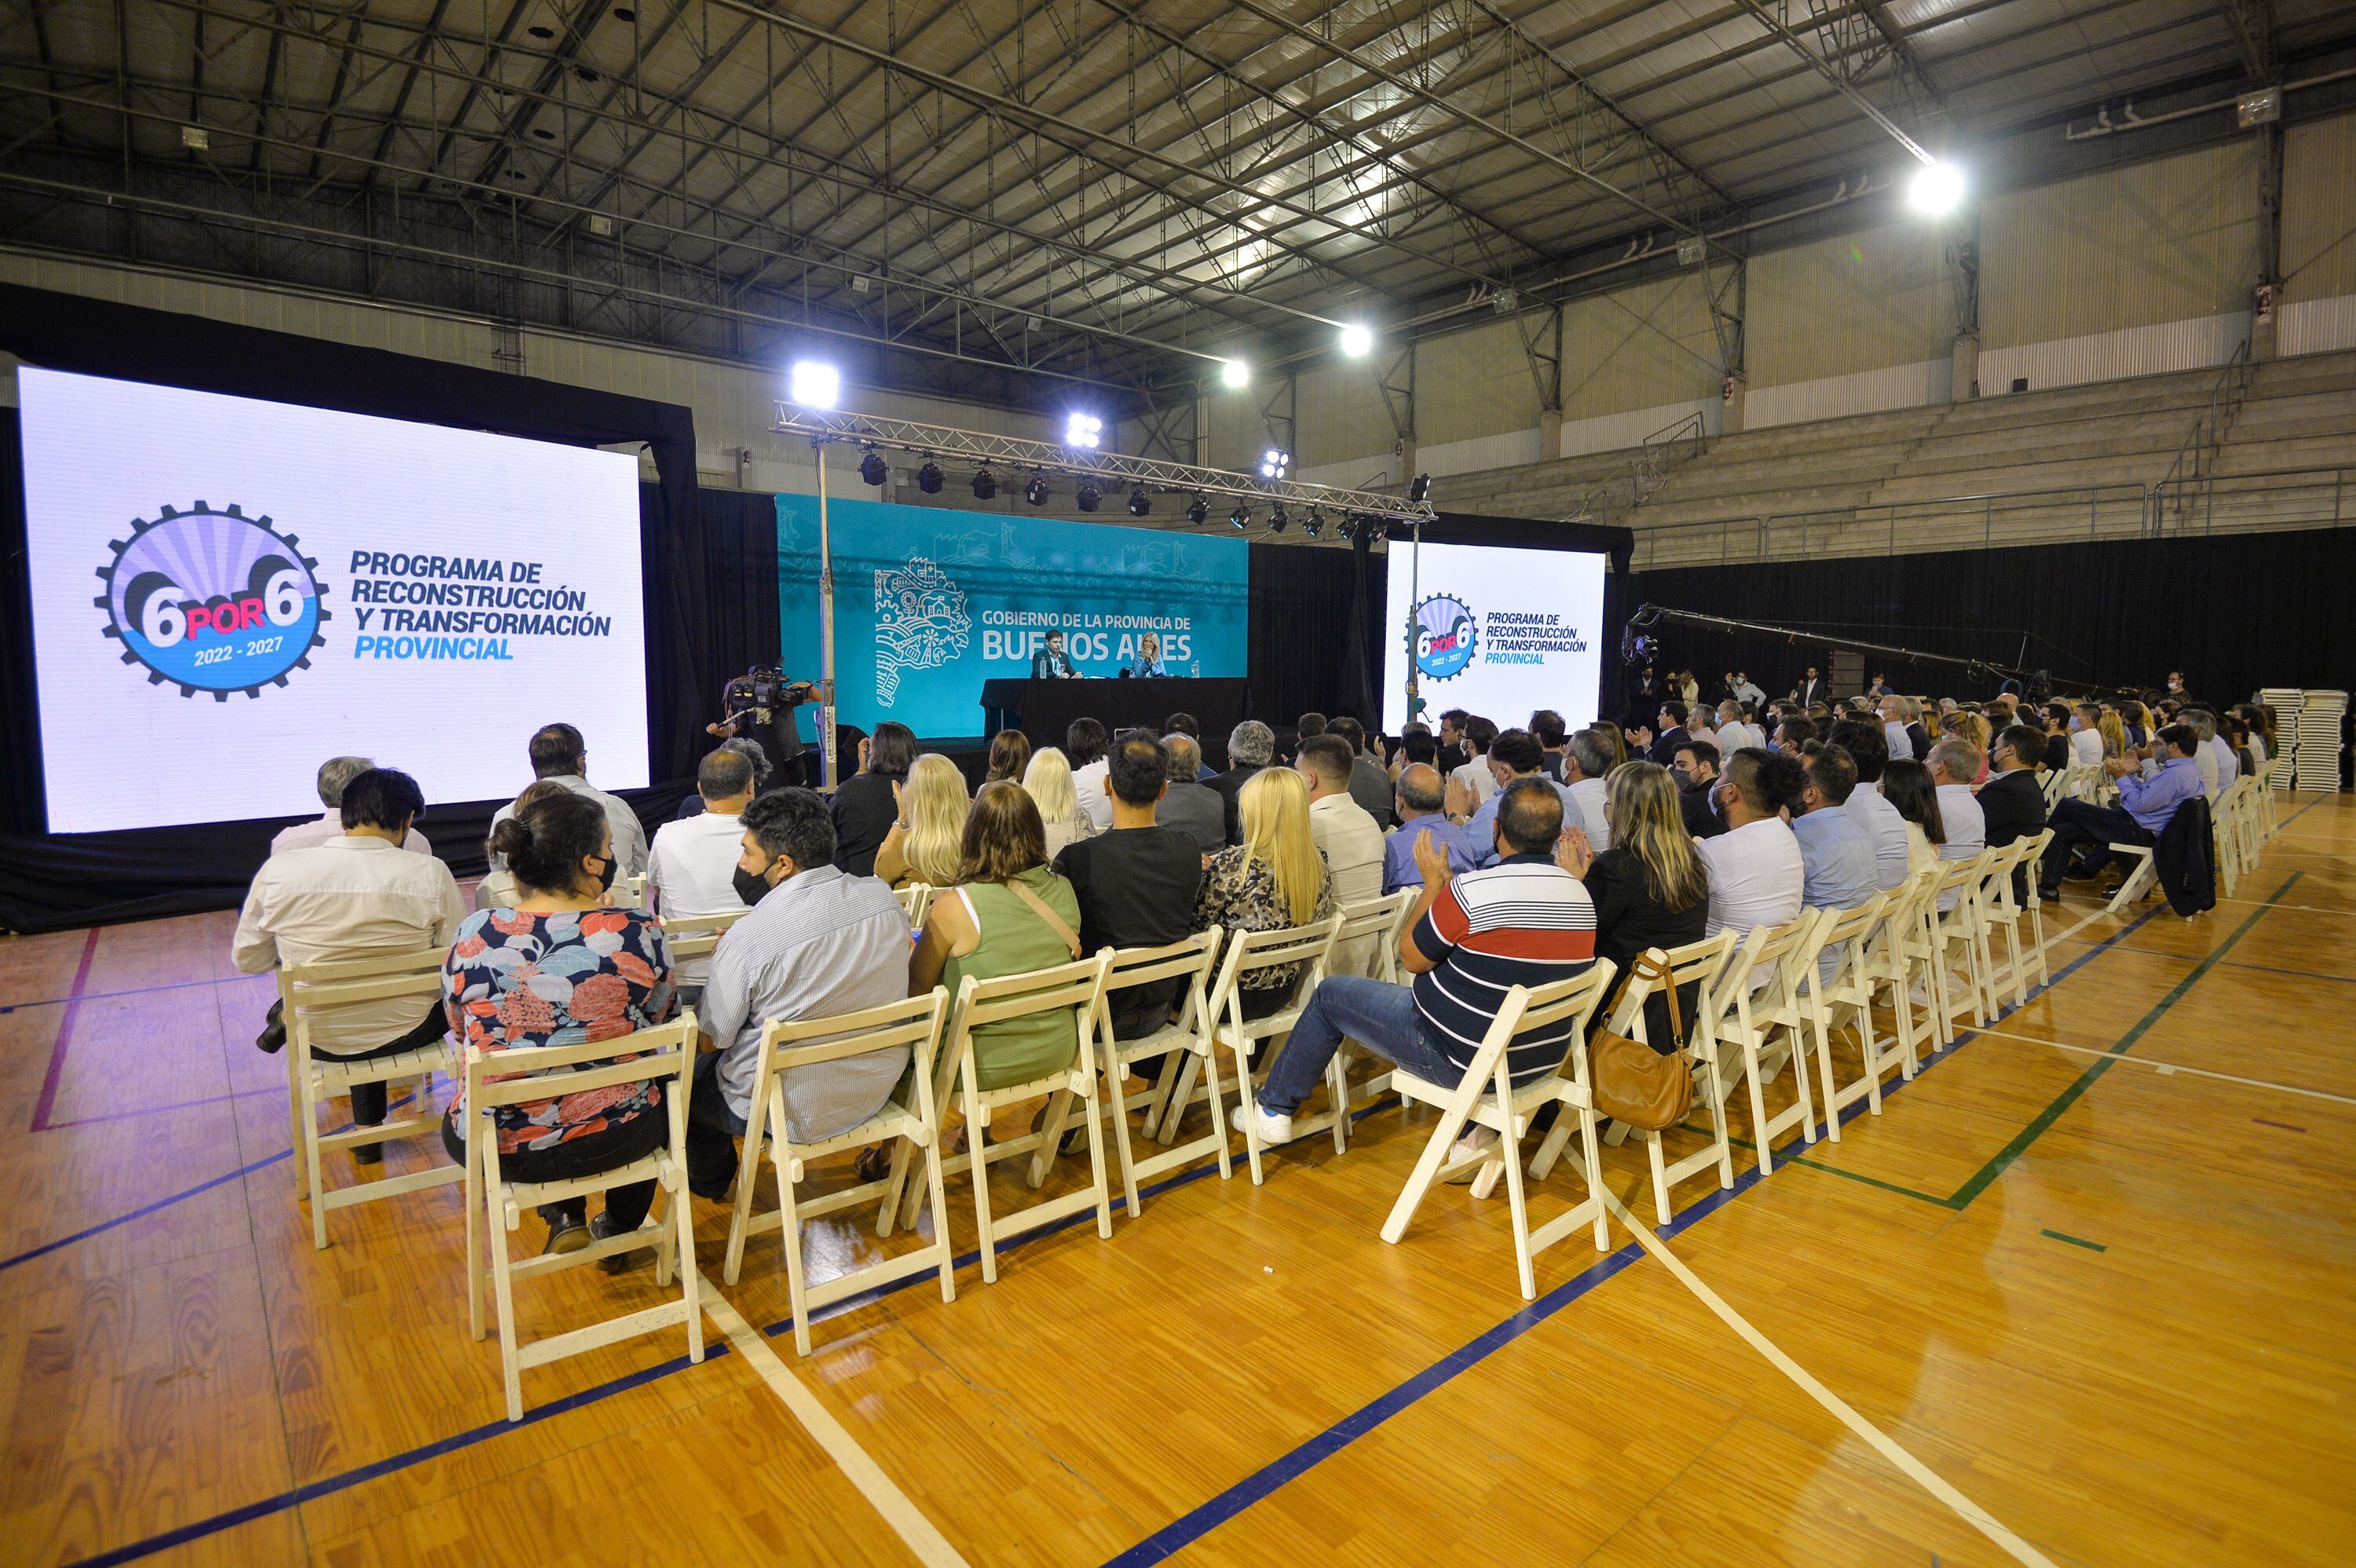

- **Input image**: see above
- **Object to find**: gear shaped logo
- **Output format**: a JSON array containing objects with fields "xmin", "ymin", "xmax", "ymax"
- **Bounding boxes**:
[
  {"xmin": 93, "ymin": 502, "xmax": 331, "ymax": 700},
  {"xmin": 1413, "ymin": 594, "xmax": 1477, "ymax": 682}
]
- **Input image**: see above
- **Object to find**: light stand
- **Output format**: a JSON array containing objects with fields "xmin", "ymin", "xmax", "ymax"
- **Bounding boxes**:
[{"xmin": 812, "ymin": 437, "xmax": 839, "ymax": 790}]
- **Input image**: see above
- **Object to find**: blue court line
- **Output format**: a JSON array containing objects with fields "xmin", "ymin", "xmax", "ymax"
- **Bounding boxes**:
[
  {"xmin": 20, "ymin": 889, "xmax": 2197, "ymax": 1568},
  {"xmin": 2044, "ymin": 944, "xmax": 2356, "ymax": 986},
  {"xmin": 1, "ymin": 971, "xmax": 269, "ymax": 1014}
]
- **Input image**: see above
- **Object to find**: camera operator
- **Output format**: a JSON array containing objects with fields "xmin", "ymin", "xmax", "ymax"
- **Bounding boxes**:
[{"xmin": 707, "ymin": 667, "xmax": 818, "ymax": 788}]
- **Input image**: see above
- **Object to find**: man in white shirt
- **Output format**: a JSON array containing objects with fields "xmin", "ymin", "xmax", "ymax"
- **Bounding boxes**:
[
  {"xmin": 1732, "ymin": 671, "xmax": 1766, "ymax": 711},
  {"xmin": 489, "ymin": 722, "xmax": 649, "ymax": 878},
  {"xmin": 271, "ymin": 755, "xmax": 433, "ymax": 857},
  {"xmin": 1880, "ymin": 696, "xmax": 1917, "ymax": 764},
  {"xmin": 1830, "ymin": 720, "xmax": 1912, "ymax": 890},
  {"xmin": 2069, "ymin": 704, "xmax": 2105, "ymax": 769},
  {"xmin": 1714, "ymin": 700, "xmax": 1764, "ymax": 755},
  {"xmin": 1067, "ymin": 717, "xmax": 1114, "ymax": 831},
  {"xmin": 1927, "ymin": 739, "xmax": 1987, "ymax": 911},
  {"xmin": 1697, "ymin": 748, "xmax": 1805, "ymax": 981},
  {"xmin": 1562, "ymin": 729, "xmax": 1614, "ymax": 853},
  {"xmin": 1443, "ymin": 715, "xmax": 1500, "ymax": 817},
  {"xmin": 2189, "ymin": 711, "xmax": 2237, "ymax": 799},
  {"xmin": 232, "ymin": 768, "xmax": 466, "ymax": 1158},
  {"xmin": 1299, "ymin": 733, "xmax": 1387, "ymax": 904},
  {"xmin": 646, "ymin": 747, "xmax": 758, "ymax": 995}
]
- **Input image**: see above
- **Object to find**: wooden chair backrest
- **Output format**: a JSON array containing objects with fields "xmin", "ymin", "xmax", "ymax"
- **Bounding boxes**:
[
  {"xmin": 1205, "ymin": 914, "xmax": 1342, "ymax": 1018},
  {"xmin": 659, "ymin": 907, "xmax": 750, "ymax": 964},
  {"xmin": 1469, "ymin": 959, "xmax": 1615, "ymax": 1084},
  {"xmin": 280, "ymin": 945, "xmax": 450, "ymax": 1045},
  {"xmin": 1333, "ymin": 890, "xmax": 1415, "ymax": 945},
  {"xmin": 897, "ymin": 883, "xmax": 935, "ymax": 925},
  {"xmin": 465, "ymin": 1010, "xmax": 698, "ymax": 1112},
  {"xmin": 949, "ymin": 953, "xmax": 1112, "ymax": 1038},
  {"xmin": 758, "ymin": 987, "xmax": 949, "ymax": 1074}
]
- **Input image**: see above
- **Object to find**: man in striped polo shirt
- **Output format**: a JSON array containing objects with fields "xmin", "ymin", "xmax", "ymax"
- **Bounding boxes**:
[{"xmin": 1235, "ymin": 777, "xmax": 1597, "ymax": 1146}]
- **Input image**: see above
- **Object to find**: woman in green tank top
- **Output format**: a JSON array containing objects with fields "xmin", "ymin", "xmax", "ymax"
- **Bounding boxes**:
[{"xmin": 911, "ymin": 781, "xmax": 1085, "ymax": 1090}]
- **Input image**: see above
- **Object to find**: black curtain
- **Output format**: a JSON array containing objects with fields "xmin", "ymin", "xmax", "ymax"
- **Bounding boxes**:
[
  {"xmin": 1631, "ymin": 528, "xmax": 2356, "ymax": 755},
  {"xmin": 684, "ymin": 486, "xmax": 785, "ymax": 709},
  {"xmin": 0, "ymin": 285, "xmax": 719, "ymax": 933},
  {"xmin": 1249, "ymin": 540, "xmax": 1381, "ymax": 729}
]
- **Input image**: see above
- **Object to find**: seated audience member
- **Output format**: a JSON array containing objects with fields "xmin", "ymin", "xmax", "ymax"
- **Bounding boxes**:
[
  {"xmin": 1233, "ymin": 778, "xmax": 1596, "ymax": 1148},
  {"xmin": 2039, "ymin": 723, "xmax": 2204, "ymax": 898},
  {"xmin": 1290, "ymin": 711, "xmax": 1329, "ymax": 765},
  {"xmin": 1646, "ymin": 702, "xmax": 1692, "ymax": 767},
  {"xmin": 1556, "ymin": 762, "xmax": 1710, "ymax": 1051},
  {"xmin": 1054, "ymin": 732, "xmax": 1205, "ymax": 1040},
  {"xmin": 2098, "ymin": 707, "xmax": 2129, "ymax": 763},
  {"xmin": 1673, "ymin": 737, "xmax": 1727, "ymax": 841},
  {"xmin": 1977, "ymin": 722, "xmax": 2049, "ymax": 902},
  {"xmin": 1715, "ymin": 701, "xmax": 1765, "ymax": 755},
  {"xmin": 2069, "ymin": 704, "xmax": 2105, "ymax": 769},
  {"xmin": 1927, "ymin": 738, "xmax": 1987, "ymax": 909},
  {"xmin": 1791, "ymin": 745, "xmax": 1882, "ymax": 981},
  {"xmin": 2222, "ymin": 712, "xmax": 2258, "ymax": 780},
  {"xmin": 441, "ymin": 791, "xmax": 673, "ymax": 1254},
  {"xmin": 1594, "ymin": 723, "xmax": 1630, "ymax": 770},
  {"xmin": 1696, "ymin": 748, "xmax": 1805, "ymax": 957},
  {"xmin": 1297, "ymin": 734, "xmax": 1386, "ymax": 910},
  {"xmin": 1165, "ymin": 712, "xmax": 1219, "ymax": 781},
  {"xmin": 1828, "ymin": 720, "xmax": 1910, "ymax": 890},
  {"xmin": 1395, "ymin": 725, "xmax": 1440, "ymax": 779},
  {"xmin": 2230, "ymin": 703, "xmax": 2269, "ymax": 766},
  {"xmin": 873, "ymin": 753, "xmax": 971, "ymax": 890},
  {"xmin": 645, "ymin": 747, "xmax": 758, "ymax": 996},
  {"xmin": 685, "ymin": 789, "xmax": 913, "ymax": 1199},
  {"xmin": 1156, "ymin": 733, "xmax": 1228, "ymax": 853},
  {"xmin": 1901, "ymin": 700, "xmax": 1932, "ymax": 765},
  {"xmin": 1194, "ymin": 767, "xmax": 1337, "ymax": 1018},
  {"xmin": 2188, "ymin": 709, "xmax": 2236, "ymax": 799},
  {"xmin": 273, "ymin": 755, "xmax": 432, "ymax": 856},
  {"xmin": 1561, "ymin": 729, "xmax": 1615, "ymax": 852},
  {"xmin": 2041, "ymin": 704, "xmax": 2073, "ymax": 773},
  {"xmin": 1436, "ymin": 709, "xmax": 1471, "ymax": 776},
  {"xmin": 1385, "ymin": 763, "xmax": 1478, "ymax": 894},
  {"xmin": 1444, "ymin": 715, "xmax": 1500, "ymax": 816},
  {"xmin": 1465, "ymin": 729, "xmax": 1584, "ymax": 867},
  {"xmin": 1022, "ymin": 746, "xmax": 1099, "ymax": 859},
  {"xmin": 912, "ymin": 783, "xmax": 1087, "ymax": 1089},
  {"xmin": 1530, "ymin": 709, "xmax": 1571, "ymax": 780},
  {"xmin": 986, "ymin": 729, "xmax": 1032, "ymax": 785},
  {"xmin": 236, "ymin": 768, "xmax": 467, "ymax": 1163},
  {"xmin": 1327, "ymin": 717, "xmax": 1397, "ymax": 828},
  {"xmin": 476, "ymin": 781, "xmax": 577, "ymax": 912},
  {"xmin": 1941, "ymin": 711, "xmax": 1992, "ymax": 785},
  {"xmin": 675, "ymin": 737, "xmax": 771, "ymax": 821},
  {"xmin": 1774, "ymin": 715, "xmax": 1819, "ymax": 755},
  {"xmin": 1067, "ymin": 718, "xmax": 1114, "ymax": 831},
  {"xmin": 1881, "ymin": 759, "xmax": 1948, "ymax": 876},
  {"xmin": 489, "ymin": 722, "xmax": 649, "ymax": 879},
  {"xmin": 1209, "ymin": 718, "xmax": 1276, "ymax": 846},
  {"xmin": 832, "ymin": 722, "xmax": 916, "ymax": 878}
]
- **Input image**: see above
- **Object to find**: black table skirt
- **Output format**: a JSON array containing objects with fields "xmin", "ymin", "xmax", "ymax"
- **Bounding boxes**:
[{"xmin": 979, "ymin": 677, "xmax": 1248, "ymax": 764}]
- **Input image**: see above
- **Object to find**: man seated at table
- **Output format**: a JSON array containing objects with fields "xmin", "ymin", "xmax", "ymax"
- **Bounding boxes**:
[
  {"xmin": 2037, "ymin": 723, "xmax": 2204, "ymax": 900},
  {"xmin": 232, "ymin": 767, "xmax": 467, "ymax": 1165},
  {"xmin": 1383, "ymin": 764, "xmax": 1476, "ymax": 894},
  {"xmin": 686, "ymin": 789, "xmax": 913, "ymax": 1199},
  {"xmin": 1232, "ymin": 778, "xmax": 1596, "ymax": 1148},
  {"xmin": 1031, "ymin": 628, "xmax": 1079, "ymax": 679}
]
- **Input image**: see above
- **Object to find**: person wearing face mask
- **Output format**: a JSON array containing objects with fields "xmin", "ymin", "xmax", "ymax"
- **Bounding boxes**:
[
  {"xmin": 1672, "ymin": 738, "xmax": 1728, "ymax": 840},
  {"xmin": 1695, "ymin": 748, "xmax": 1806, "ymax": 980},
  {"xmin": 683, "ymin": 788, "xmax": 916, "ymax": 1201},
  {"xmin": 2069, "ymin": 703, "xmax": 2105, "ymax": 769},
  {"xmin": 442, "ymin": 790, "xmax": 676, "ymax": 1261}
]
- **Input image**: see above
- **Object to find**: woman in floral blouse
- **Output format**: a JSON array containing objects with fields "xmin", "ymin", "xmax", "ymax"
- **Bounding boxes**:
[
  {"xmin": 442, "ymin": 790, "xmax": 678, "ymax": 1259},
  {"xmin": 1193, "ymin": 766, "xmax": 1334, "ymax": 1018}
]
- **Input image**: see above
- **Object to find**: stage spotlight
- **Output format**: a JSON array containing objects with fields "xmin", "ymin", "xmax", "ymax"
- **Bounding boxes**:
[
  {"xmin": 971, "ymin": 467, "xmax": 998, "ymax": 500},
  {"xmin": 1259, "ymin": 447, "xmax": 1291, "ymax": 481},
  {"xmin": 788, "ymin": 360, "xmax": 840, "ymax": 409},
  {"xmin": 916, "ymin": 460, "xmax": 944, "ymax": 495},
  {"xmin": 1302, "ymin": 509, "xmax": 1323, "ymax": 539},
  {"xmin": 1187, "ymin": 494, "xmax": 1209, "ymax": 524},
  {"xmin": 1337, "ymin": 514, "xmax": 1359, "ymax": 542},
  {"xmin": 1220, "ymin": 358, "xmax": 1250, "ymax": 389},
  {"xmin": 1064, "ymin": 411, "xmax": 1103, "ymax": 449},
  {"xmin": 1906, "ymin": 159, "xmax": 1966, "ymax": 217},
  {"xmin": 858, "ymin": 449, "xmax": 889, "ymax": 487},
  {"xmin": 1076, "ymin": 481, "xmax": 1102, "ymax": 512},
  {"xmin": 1267, "ymin": 503, "xmax": 1289, "ymax": 534},
  {"xmin": 1229, "ymin": 503, "xmax": 1250, "ymax": 530},
  {"xmin": 1408, "ymin": 471, "xmax": 1432, "ymax": 504},
  {"xmin": 1339, "ymin": 322, "xmax": 1374, "ymax": 357},
  {"xmin": 1127, "ymin": 487, "xmax": 1152, "ymax": 517},
  {"xmin": 1025, "ymin": 476, "xmax": 1051, "ymax": 506}
]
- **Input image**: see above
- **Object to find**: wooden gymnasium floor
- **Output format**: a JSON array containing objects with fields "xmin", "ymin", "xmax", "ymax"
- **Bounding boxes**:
[{"xmin": 5, "ymin": 792, "xmax": 2355, "ymax": 1568}]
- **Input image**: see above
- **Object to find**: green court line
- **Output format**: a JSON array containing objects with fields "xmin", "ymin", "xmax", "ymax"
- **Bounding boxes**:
[
  {"xmin": 1780, "ymin": 871, "xmax": 2303, "ymax": 1212},
  {"xmin": 2040, "ymin": 1229, "xmax": 2107, "ymax": 1252}
]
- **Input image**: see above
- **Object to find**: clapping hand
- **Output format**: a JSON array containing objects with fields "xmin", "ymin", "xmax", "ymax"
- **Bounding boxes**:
[
  {"xmin": 1628, "ymin": 724, "xmax": 1654, "ymax": 749},
  {"xmin": 1553, "ymin": 826, "xmax": 1594, "ymax": 878},
  {"xmin": 1412, "ymin": 829, "xmax": 1454, "ymax": 889},
  {"xmin": 858, "ymin": 736, "xmax": 872, "ymax": 772}
]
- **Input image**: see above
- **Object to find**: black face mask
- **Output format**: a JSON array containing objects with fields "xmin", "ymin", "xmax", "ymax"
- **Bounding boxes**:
[
  {"xmin": 733, "ymin": 859, "xmax": 776, "ymax": 907},
  {"xmin": 587, "ymin": 853, "xmax": 619, "ymax": 894}
]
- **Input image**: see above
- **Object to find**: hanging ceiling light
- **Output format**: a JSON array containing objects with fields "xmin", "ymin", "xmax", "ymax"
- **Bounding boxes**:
[
  {"xmin": 1339, "ymin": 323, "xmax": 1374, "ymax": 357},
  {"xmin": 1220, "ymin": 359, "xmax": 1250, "ymax": 389},
  {"xmin": 1906, "ymin": 159, "xmax": 1967, "ymax": 217},
  {"xmin": 1025, "ymin": 476, "xmax": 1051, "ymax": 506},
  {"xmin": 1127, "ymin": 488, "xmax": 1151, "ymax": 517},
  {"xmin": 1229, "ymin": 503, "xmax": 1250, "ymax": 530},
  {"xmin": 1075, "ymin": 481, "xmax": 1102, "ymax": 512},
  {"xmin": 1259, "ymin": 447, "xmax": 1291, "ymax": 481},
  {"xmin": 858, "ymin": 449, "xmax": 889, "ymax": 487},
  {"xmin": 1064, "ymin": 411, "xmax": 1103, "ymax": 448},
  {"xmin": 1267, "ymin": 503, "xmax": 1290, "ymax": 535},
  {"xmin": 1187, "ymin": 494, "xmax": 1209, "ymax": 524},
  {"xmin": 971, "ymin": 467, "xmax": 997, "ymax": 500},
  {"xmin": 916, "ymin": 460, "xmax": 944, "ymax": 494},
  {"xmin": 1302, "ymin": 509, "xmax": 1324, "ymax": 539}
]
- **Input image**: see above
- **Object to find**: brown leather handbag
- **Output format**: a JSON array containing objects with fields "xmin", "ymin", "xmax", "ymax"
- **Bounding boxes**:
[{"xmin": 1588, "ymin": 952, "xmax": 1692, "ymax": 1132}]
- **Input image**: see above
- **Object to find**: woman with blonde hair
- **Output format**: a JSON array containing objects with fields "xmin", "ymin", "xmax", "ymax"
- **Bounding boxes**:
[
  {"xmin": 1939, "ymin": 711, "xmax": 1991, "ymax": 785},
  {"xmin": 873, "ymin": 752, "xmax": 970, "ymax": 890},
  {"xmin": 1555, "ymin": 761, "xmax": 1710, "ymax": 1052},
  {"xmin": 1194, "ymin": 766, "xmax": 1335, "ymax": 1019},
  {"xmin": 1021, "ymin": 746, "xmax": 1097, "ymax": 858},
  {"xmin": 2097, "ymin": 708, "xmax": 2128, "ymax": 762}
]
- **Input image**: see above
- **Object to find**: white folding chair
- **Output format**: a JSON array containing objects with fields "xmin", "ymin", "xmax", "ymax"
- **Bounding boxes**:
[
  {"xmin": 279, "ymin": 948, "xmax": 463, "ymax": 1250},
  {"xmin": 656, "ymin": 907, "xmax": 750, "ymax": 976},
  {"xmin": 1709, "ymin": 912, "xmax": 1831, "ymax": 1175},
  {"xmin": 896, "ymin": 882, "xmax": 935, "ymax": 931},
  {"xmin": 1190, "ymin": 916, "xmax": 1345, "ymax": 1185},
  {"xmin": 2038, "ymin": 768, "xmax": 2069, "ymax": 810},
  {"xmin": 619, "ymin": 872, "xmax": 649, "ymax": 908},
  {"xmin": 1531, "ymin": 931, "xmax": 1740, "ymax": 1228},
  {"xmin": 724, "ymin": 990, "xmax": 957, "ymax": 1354},
  {"xmin": 1977, "ymin": 836, "xmax": 2049, "ymax": 1011},
  {"xmin": 1378, "ymin": 961, "xmax": 1619, "ymax": 1299},
  {"xmin": 1927, "ymin": 850, "xmax": 2002, "ymax": 1036},
  {"xmin": 899, "ymin": 955, "xmax": 1116, "ymax": 1283},
  {"xmin": 1330, "ymin": 890, "xmax": 1418, "ymax": 1113},
  {"xmin": 1798, "ymin": 892, "xmax": 1905, "ymax": 1139},
  {"xmin": 2104, "ymin": 838, "xmax": 2162, "ymax": 914},
  {"xmin": 463, "ymin": 1012, "xmax": 703, "ymax": 1422}
]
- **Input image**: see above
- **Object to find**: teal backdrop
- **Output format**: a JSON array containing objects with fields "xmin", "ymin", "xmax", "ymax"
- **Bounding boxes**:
[{"xmin": 775, "ymin": 495, "xmax": 1250, "ymax": 737}]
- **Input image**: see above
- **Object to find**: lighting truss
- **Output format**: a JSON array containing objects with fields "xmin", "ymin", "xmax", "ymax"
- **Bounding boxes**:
[{"xmin": 774, "ymin": 405, "xmax": 1435, "ymax": 526}]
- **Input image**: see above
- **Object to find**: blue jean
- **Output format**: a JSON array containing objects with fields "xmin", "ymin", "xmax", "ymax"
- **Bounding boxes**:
[{"xmin": 1256, "ymin": 975, "xmax": 1458, "ymax": 1117}]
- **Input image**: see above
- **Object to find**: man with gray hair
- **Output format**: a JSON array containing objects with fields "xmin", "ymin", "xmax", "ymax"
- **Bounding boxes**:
[
  {"xmin": 1560, "ymin": 729, "xmax": 1617, "ymax": 852},
  {"xmin": 2186, "ymin": 709, "xmax": 2234, "ymax": 800},
  {"xmin": 269, "ymin": 755, "xmax": 432, "ymax": 857},
  {"xmin": 1155, "ymin": 733, "xmax": 1227, "ymax": 854},
  {"xmin": 1382, "ymin": 763, "xmax": 1476, "ymax": 894},
  {"xmin": 646, "ymin": 746, "xmax": 759, "ymax": 996},
  {"xmin": 1208, "ymin": 718, "xmax": 1275, "ymax": 847}
]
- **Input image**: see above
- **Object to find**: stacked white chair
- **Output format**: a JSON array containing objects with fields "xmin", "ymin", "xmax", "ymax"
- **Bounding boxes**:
[
  {"xmin": 1377, "ymin": 961, "xmax": 1619, "ymax": 1299},
  {"xmin": 726, "ymin": 990, "xmax": 958, "ymax": 1355}
]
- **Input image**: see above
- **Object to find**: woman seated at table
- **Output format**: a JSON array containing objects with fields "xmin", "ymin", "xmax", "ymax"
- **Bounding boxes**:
[
  {"xmin": 873, "ymin": 753, "xmax": 970, "ymax": 891},
  {"xmin": 910, "ymin": 782, "xmax": 1086, "ymax": 1091},
  {"xmin": 443, "ymin": 791, "xmax": 679, "ymax": 1259},
  {"xmin": 1022, "ymin": 746, "xmax": 1097, "ymax": 859},
  {"xmin": 1194, "ymin": 766, "xmax": 1335, "ymax": 1018},
  {"xmin": 1129, "ymin": 632, "xmax": 1169, "ymax": 678}
]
